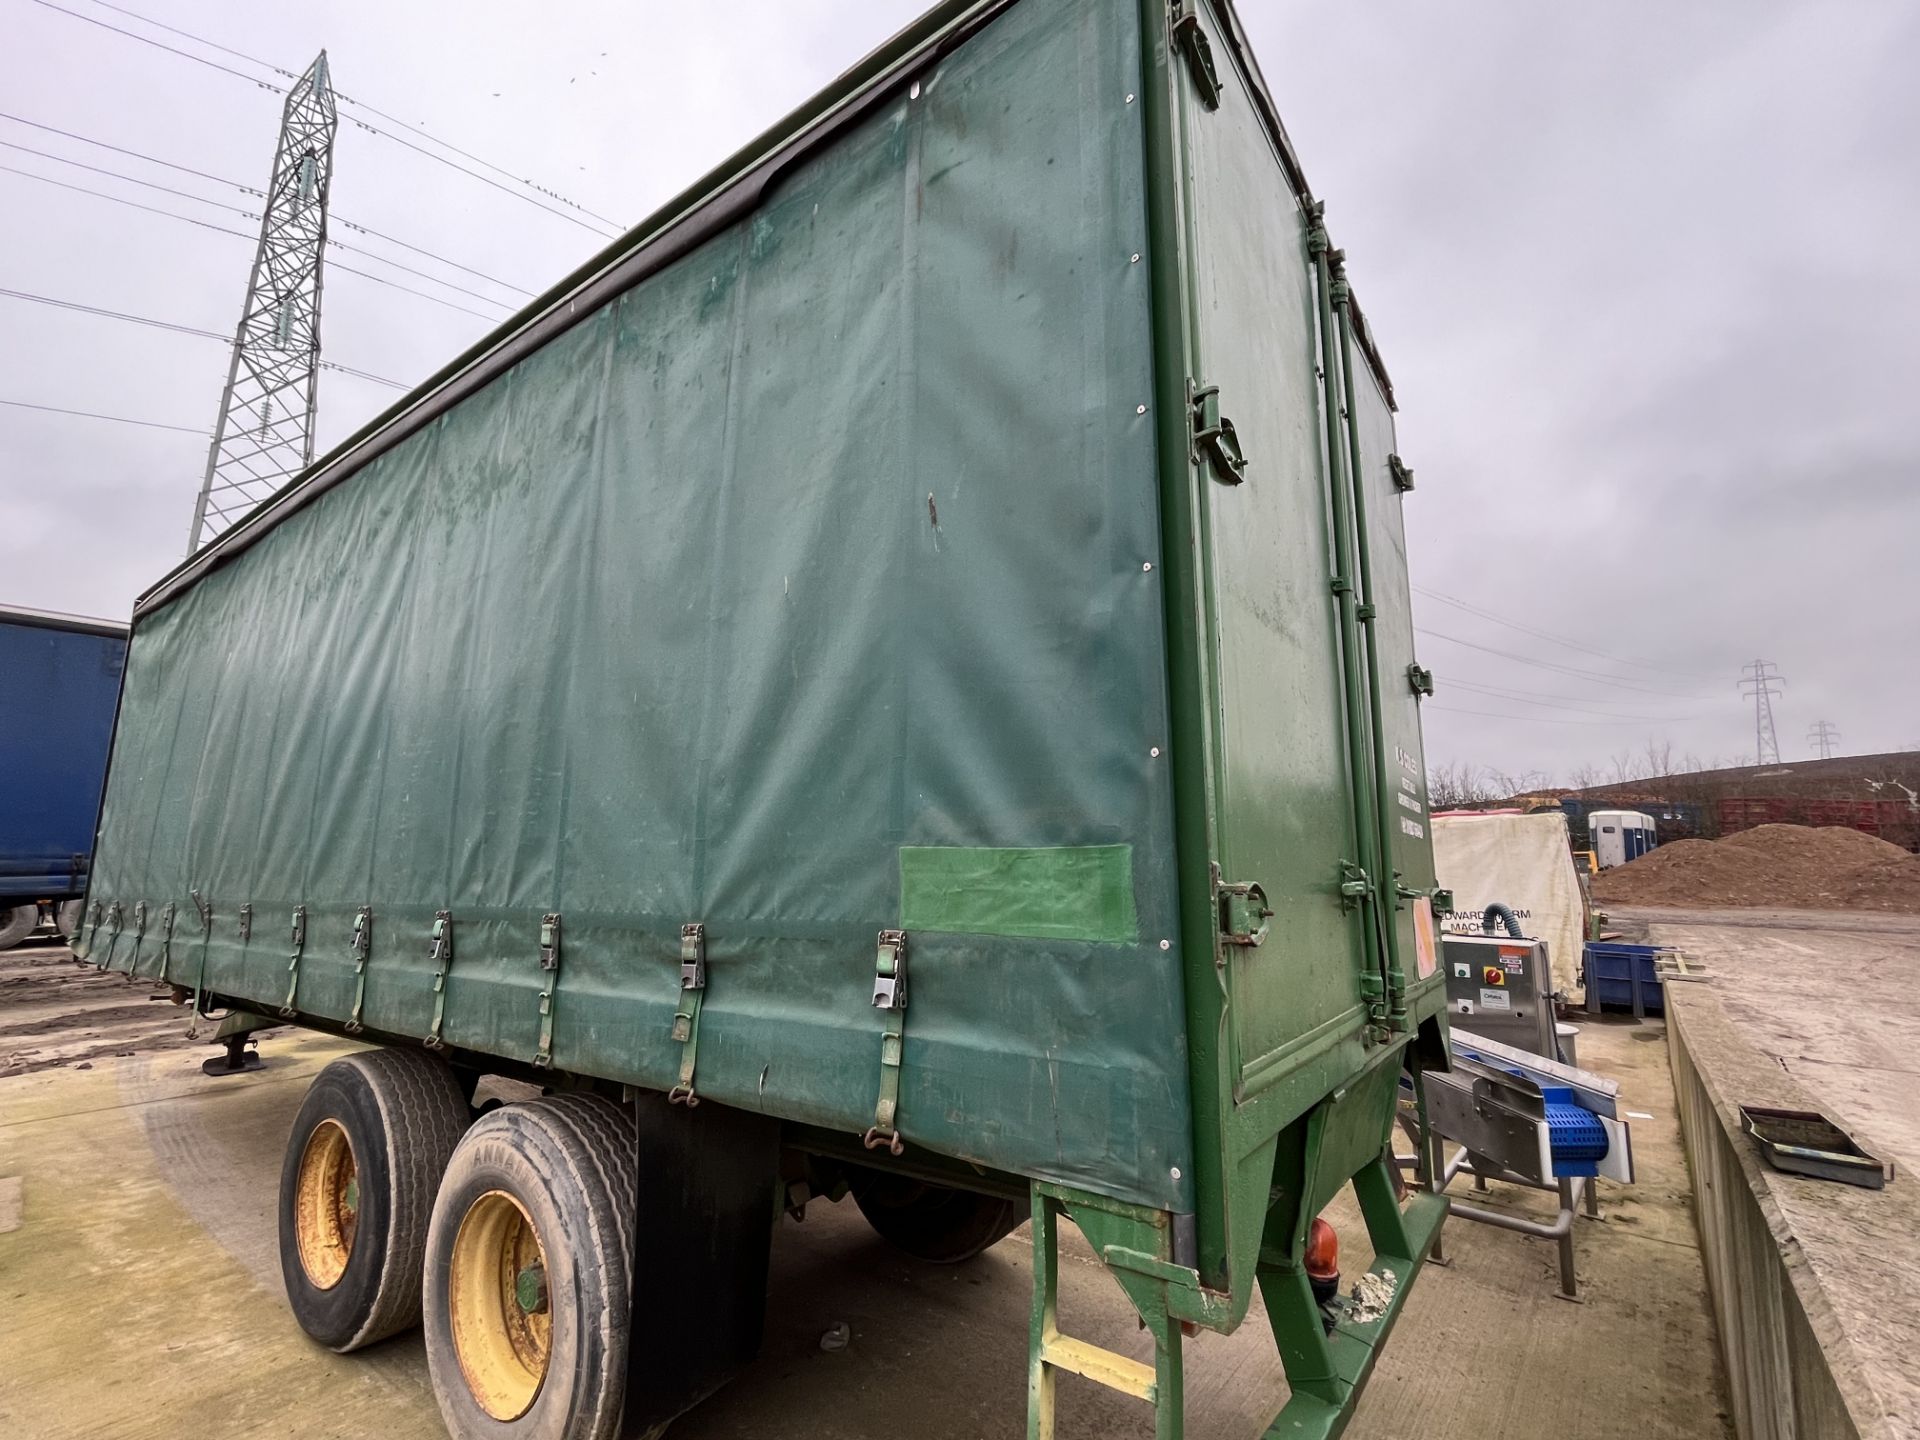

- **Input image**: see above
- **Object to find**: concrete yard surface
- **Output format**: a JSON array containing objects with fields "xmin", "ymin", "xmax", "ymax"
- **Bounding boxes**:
[{"xmin": 0, "ymin": 964, "xmax": 1731, "ymax": 1440}]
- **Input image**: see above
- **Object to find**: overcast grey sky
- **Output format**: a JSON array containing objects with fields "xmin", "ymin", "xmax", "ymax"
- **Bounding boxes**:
[{"xmin": 3, "ymin": 1, "xmax": 1915, "ymax": 780}]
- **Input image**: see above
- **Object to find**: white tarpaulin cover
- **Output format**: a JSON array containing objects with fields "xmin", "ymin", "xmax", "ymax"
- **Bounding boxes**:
[{"xmin": 1432, "ymin": 812, "xmax": 1587, "ymax": 998}]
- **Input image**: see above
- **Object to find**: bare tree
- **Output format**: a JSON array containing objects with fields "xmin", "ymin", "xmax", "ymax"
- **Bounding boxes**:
[
  {"xmin": 1567, "ymin": 762, "xmax": 1602, "ymax": 790},
  {"xmin": 1641, "ymin": 737, "xmax": 1675, "ymax": 780},
  {"xmin": 1428, "ymin": 761, "xmax": 1499, "ymax": 811},
  {"xmin": 1485, "ymin": 768, "xmax": 1553, "ymax": 800}
]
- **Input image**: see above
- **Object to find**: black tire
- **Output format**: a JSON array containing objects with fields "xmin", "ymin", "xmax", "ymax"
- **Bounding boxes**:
[
  {"xmin": 278, "ymin": 1047, "xmax": 471, "ymax": 1351},
  {"xmin": 53, "ymin": 900, "xmax": 84, "ymax": 941},
  {"xmin": 0, "ymin": 904, "xmax": 37, "ymax": 952},
  {"xmin": 424, "ymin": 1095, "xmax": 637, "ymax": 1440},
  {"xmin": 848, "ymin": 1167, "xmax": 1022, "ymax": 1263}
]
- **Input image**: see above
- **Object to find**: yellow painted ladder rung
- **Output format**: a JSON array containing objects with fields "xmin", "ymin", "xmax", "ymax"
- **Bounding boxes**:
[{"xmin": 1039, "ymin": 1333, "xmax": 1158, "ymax": 1402}]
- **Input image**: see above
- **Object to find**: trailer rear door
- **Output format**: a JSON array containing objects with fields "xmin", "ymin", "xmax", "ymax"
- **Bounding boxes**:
[{"xmin": 1177, "ymin": 21, "xmax": 1374, "ymax": 1099}]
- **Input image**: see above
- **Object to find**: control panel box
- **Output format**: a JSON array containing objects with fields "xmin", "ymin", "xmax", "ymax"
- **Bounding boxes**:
[{"xmin": 1442, "ymin": 934, "xmax": 1556, "ymax": 1058}]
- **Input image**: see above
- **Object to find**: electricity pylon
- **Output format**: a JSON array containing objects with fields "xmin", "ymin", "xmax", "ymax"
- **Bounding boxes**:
[
  {"xmin": 1808, "ymin": 719, "xmax": 1840, "ymax": 760},
  {"xmin": 1739, "ymin": 659, "xmax": 1786, "ymax": 766},
  {"xmin": 188, "ymin": 52, "xmax": 337, "ymax": 553}
]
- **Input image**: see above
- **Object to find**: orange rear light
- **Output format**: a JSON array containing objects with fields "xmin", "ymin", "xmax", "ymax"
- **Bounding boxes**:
[{"xmin": 1306, "ymin": 1217, "xmax": 1339, "ymax": 1281}]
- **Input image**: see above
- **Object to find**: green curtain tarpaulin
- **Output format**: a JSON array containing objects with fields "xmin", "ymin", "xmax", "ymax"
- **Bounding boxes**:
[{"xmin": 89, "ymin": 0, "xmax": 1195, "ymax": 1212}]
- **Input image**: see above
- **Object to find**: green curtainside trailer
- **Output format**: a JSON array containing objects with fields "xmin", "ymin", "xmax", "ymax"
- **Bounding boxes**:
[{"xmin": 77, "ymin": 1, "xmax": 1452, "ymax": 1435}]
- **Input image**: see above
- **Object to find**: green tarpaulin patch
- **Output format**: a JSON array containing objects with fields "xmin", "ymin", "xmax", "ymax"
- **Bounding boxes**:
[{"xmin": 898, "ymin": 845, "xmax": 1137, "ymax": 943}]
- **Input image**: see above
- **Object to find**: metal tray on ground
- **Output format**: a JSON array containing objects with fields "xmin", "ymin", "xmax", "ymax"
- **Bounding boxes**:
[{"xmin": 1739, "ymin": 1106, "xmax": 1892, "ymax": 1189}]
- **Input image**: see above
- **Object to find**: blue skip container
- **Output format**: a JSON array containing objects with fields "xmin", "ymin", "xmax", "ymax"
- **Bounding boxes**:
[{"xmin": 1583, "ymin": 942, "xmax": 1672, "ymax": 1017}]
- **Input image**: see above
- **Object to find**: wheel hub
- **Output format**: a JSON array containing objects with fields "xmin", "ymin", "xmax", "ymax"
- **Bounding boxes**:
[
  {"xmin": 292, "ymin": 1118, "xmax": 359, "ymax": 1290},
  {"xmin": 449, "ymin": 1190, "xmax": 552, "ymax": 1420}
]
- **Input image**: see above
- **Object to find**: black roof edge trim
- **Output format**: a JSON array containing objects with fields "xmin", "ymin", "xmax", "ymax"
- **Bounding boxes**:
[{"xmin": 135, "ymin": 0, "xmax": 1019, "ymax": 623}]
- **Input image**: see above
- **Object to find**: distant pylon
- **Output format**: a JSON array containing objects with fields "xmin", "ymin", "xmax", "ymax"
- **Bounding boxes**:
[
  {"xmin": 187, "ymin": 52, "xmax": 337, "ymax": 553},
  {"xmin": 1808, "ymin": 719, "xmax": 1840, "ymax": 760},
  {"xmin": 1739, "ymin": 659, "xmax": 1786, "ymax": 765}
]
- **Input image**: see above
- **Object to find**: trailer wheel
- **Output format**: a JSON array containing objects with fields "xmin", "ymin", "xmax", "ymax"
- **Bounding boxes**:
[
  {"xmin": 0, "ymin": 904, "xmax": 37, "ymax": 952},
  {"xmin": 848, "ymin": 1167, "xmax": 1022, "ymax": 1263},
  {"xmin": 424, "ymin": 1095, "xmax": 636, "ymax": 1440},
  {"xmin": 278, "ymin": 1048, "xmax": 470, "ymax": 1351}
]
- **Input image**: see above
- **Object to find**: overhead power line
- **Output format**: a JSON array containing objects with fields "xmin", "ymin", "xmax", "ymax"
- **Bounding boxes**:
[
  {"xmin": 29, "ymin": 0, "xmax": 622, "ymax": 239},
  {"xmin": 1426, "ymin": 704, "xmax": 1672, "ymax": 729},
  {"xmin": 0, "ymin": 164, "xmax": 505, "ymax": 321},
  {"xmin": 0, "ymin": 285, "xmax": 223, "ymax": 340},
  {"xmin": 0, "ymin": 287, "xmax": 408, "ymax": 388},
  {"xmin": 26, "ymin": 0, "xmax": 276, "ymax": 90},
  {"xmin": 0, "ymin": 136, "xmax": 252, "ymax": 210},
  {"xmin": 1412, "ymin": 583, "xmax": 1706, "ymax": 680},
  {"xmin": 0, "ymin": 110, "xmax": 251, "ymax": 190},
  {"xmin": 0, "ymin": 160, "xmax": 255, "ymax": 239},
  {"xmin": 1415, "ymin": 626, "xmax": 1717, "ymax": 699},
  {"xmin": 1, "ymin": 141, "xmax": 515, "ymax": 310},
  {"xmin": 80, "ymin": 0, "xmax": 623, "ymax": 230},
  {"xmin": 327, "ymin": 259, "xmax": 503, "ymax": 321},
  {"xmin": 1438, "ymin": 676, "xmax": 1695, "ymax": 723},
  {"xmin": 1438, "ymin": 674, "xmax": 1690, "ymax": 711},
  {"xmin": 330, "ymin": 217, "xmax": 531, "ymax": 298},
  {"xmin": 0, "ymin": 112, "xmax": 536, "ymax": 297},
  {"xmin": 333, "ymin": 114, "xmax": 619, "ymax": 239},
  {"xmin": 320, "ymin": 360, "xmax": 407, "ymax": 389},
  {"xmin": 0, "ymin": 396, "xmax": 206, "ymax": 434}
]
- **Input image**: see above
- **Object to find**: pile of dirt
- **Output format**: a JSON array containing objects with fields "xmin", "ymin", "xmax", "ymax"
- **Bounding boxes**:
[{"xmin": 1592, "ymin": 823, "xmax": 1920, "ymax": 912}]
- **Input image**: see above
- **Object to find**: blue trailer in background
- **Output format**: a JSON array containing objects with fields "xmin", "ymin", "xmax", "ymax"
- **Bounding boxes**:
[{"xmin": 0, "ymin": 605, "xmax": 127, "ymax": 949}]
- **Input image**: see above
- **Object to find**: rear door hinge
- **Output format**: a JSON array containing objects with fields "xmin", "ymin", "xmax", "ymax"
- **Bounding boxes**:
[
  {"xmin": 1189, "ymin": 382, "xmax": 1248, "ymax": 485},
  {"xmin": 1389, "ymin": 453, "xmax": 1415, "ymax": 491},
  {"xmin": 1338, "ymin": 861, "xmax": 1370, "ymax": 913},
  {"xmin": 1407, "ymin": 663, "xmax": 1434, "ymax": 698},
  {"xmin": 1217, "ymin": 879, "xmax": 1272, "ymax": 947},
  {"xmin": 1172, "ymin": 3, "xmax": 1224, "ymax": 111}
]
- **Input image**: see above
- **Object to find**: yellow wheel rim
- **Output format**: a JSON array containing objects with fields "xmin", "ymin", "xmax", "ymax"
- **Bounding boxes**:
[
  {"xmin": 449, "ymin": 1190, "xmax": 552, "ymax": 1421},
  {"xmin": 293, "ymin": 1118, "xmax": 359, "ymax": 1290}
]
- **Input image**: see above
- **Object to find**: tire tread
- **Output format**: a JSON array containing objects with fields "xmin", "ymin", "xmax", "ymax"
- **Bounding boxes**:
[
  {"xmin": 348, "ymin": 1046, "xmax": 471, "ymax": 1347},
  {"xmin": 424, "ymin": 1092, "xmax": 638, "ymax": 1440}
]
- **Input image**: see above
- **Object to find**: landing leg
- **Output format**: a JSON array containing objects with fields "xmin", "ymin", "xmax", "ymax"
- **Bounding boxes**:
[{"xmin": 201, "ymin": 1031, "xmax": 263, "ymax": 1076}]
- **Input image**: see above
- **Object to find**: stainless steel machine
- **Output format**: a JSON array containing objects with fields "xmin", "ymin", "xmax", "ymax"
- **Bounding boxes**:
[{"xmin": 1442, "ymin": 932, "xmax": 1559, "ymax": 1058}]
